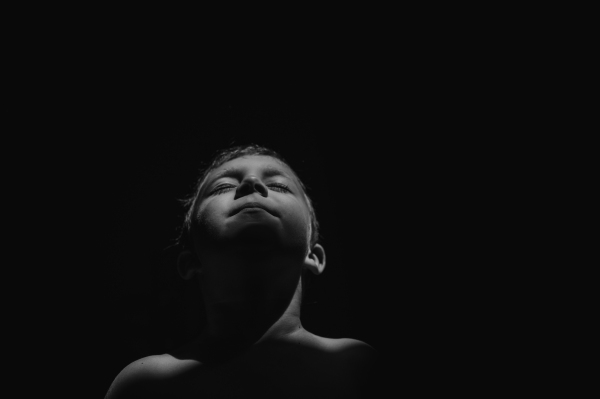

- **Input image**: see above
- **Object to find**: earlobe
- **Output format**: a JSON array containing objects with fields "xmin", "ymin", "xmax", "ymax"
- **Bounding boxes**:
[
  {"xmin": 305, "ymin": 243, "xmax": 326, "ymax": 276},
  {"xmin": 177, "ymin": 250, "xmax": 202, "ymax": 280}
]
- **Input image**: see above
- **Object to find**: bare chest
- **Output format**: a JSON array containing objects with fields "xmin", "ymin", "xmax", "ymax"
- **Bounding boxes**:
[{"xmin": 169, "ymin": 349, "xmax": 358, "ymax": 399}]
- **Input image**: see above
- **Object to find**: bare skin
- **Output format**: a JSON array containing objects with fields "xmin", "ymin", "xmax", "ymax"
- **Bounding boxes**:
[
  {"xmin": 105, "ymin": 156, "xmax": 379, "ymax": 398},
  {"xmin": 106, "ymin": 310, "xmax": 377, "ymax": 398}
]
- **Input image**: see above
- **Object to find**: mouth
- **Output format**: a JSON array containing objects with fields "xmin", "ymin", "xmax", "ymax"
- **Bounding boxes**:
[{"xmin": 231, "ymin": 202, "xmax": 278, "ymax": 217}]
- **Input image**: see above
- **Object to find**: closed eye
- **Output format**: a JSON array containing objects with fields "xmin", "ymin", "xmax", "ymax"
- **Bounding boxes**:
[
  {"xmin": 210, "ymin": 184, "xmax": 236, "ymax": 195},
  {"xmin": 267, "ymin": 183, "xmax": 291, "ymax": 193}
]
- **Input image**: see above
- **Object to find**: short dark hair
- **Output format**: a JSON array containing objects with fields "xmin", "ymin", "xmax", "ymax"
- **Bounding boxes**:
[{"xmin": 178, "ymin": 144, "xmax": 320, "ymax": 251}]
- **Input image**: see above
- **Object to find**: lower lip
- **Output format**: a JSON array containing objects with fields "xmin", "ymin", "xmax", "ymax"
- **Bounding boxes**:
[{"xmin": 238, "ymin": 207, "xmax": 268, "ymax": 213}]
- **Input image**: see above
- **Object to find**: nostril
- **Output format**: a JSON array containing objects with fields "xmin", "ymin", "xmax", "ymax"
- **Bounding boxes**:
[
  {"xmin": 257, "ymin": 185, "xmax": 268, "ymax": 197},
  {"xmin": 235, "ymin": 176, "xmax": 268, "ymax": 198}
]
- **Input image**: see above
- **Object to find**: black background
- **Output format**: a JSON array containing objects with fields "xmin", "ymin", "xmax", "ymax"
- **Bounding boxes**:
[
  {"xmin": 7, "ymin": 9, "xmax": 576, "ymax": 395},
  {"xmin": 25, "ymin": 56, "xmax": 537, "ymax": 397}
]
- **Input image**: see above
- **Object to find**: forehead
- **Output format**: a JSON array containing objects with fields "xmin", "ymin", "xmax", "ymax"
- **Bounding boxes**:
[{"xmin": 208, "ymin": 155, "xmax": 297, "ymax": 180}]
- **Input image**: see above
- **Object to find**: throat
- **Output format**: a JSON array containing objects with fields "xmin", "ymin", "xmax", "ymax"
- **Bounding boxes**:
[{"xmin": 199, "ymin": 297, "xmax": 303, "ymax": 358}]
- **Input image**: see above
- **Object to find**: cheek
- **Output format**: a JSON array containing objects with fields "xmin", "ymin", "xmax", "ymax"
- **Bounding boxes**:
[
  {"xmin": 280, "ymin": 204, "xmax": 311, "ymax": 243},
  {"xmin": 194, "ymin": 200, "xmax": 228, "ymax": 236}
]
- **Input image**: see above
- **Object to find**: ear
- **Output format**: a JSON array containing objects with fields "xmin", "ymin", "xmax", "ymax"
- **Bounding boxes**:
[
  {"xmin": 304, "ymin": 243, "xmax": 326, "ymax": 275},
  {"xmin": 177, "ymin": 250, "xmax": 202, "ymax": 280}
]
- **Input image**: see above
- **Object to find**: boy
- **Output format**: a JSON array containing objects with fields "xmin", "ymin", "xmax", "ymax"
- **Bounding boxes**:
[{"xmin": 105, "ymin": 144, "xmax": 379, "ymax": 398}]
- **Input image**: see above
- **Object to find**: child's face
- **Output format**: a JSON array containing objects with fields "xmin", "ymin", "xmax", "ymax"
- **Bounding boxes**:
[{"xmin": 191, "ymin": 155, "xmax": 312, "ymax": 256}]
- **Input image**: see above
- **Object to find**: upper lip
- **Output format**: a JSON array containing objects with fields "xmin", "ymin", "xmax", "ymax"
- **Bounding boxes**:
[{"xmin": 231, "ymin": 201, "xmax": 278, "ymax": 217}]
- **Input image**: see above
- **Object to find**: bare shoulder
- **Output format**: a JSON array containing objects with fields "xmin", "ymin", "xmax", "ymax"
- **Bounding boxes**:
[
  {"xmin": 316, "ymin": 336, "xmax": 377, "ymax": 357},
  {"xmin": 104, "ymin": 354, "xmax": 199, "ymax": 399},
  {"xmin": 307, "ymin": 335, "xmax": 382, "ymax": 397},
  {"xmin": 306, "ymin": 335, "xmax": 379, "ymax": 371}
]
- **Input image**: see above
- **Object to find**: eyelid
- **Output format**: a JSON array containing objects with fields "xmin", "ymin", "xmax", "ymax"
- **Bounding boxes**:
[
  {"xmin": 267, "ymin": 182, "xmax": 291, "ymax": 192},
  {"xmin": 209, "ymin": 183, "xmax": 236, "ymax": 195}
]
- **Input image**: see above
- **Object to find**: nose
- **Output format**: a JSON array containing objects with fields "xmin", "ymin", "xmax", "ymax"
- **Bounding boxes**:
[{"xmin": 234, "ymin": 175, "xmax": 268, "ymax": 199}]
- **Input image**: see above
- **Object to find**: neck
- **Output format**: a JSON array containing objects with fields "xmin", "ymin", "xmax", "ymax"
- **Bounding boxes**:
[{"xmin": 195, "ymin": 278, "xmax": 306, "ymax": 362}]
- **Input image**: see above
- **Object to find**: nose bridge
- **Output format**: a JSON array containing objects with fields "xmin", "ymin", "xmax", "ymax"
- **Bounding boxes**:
[{"xmin": 244, "ymin": 174, "xmax": 260, "ymax": 185}]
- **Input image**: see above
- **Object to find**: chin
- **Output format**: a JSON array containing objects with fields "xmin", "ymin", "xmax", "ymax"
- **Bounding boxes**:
[
  {"xmin": 226, "ymin": 222, "xmax": 282, "ymax": 247},
  {"xmin": 196, "ymin": 219, "xmax": 309, "ymax": 258}
]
